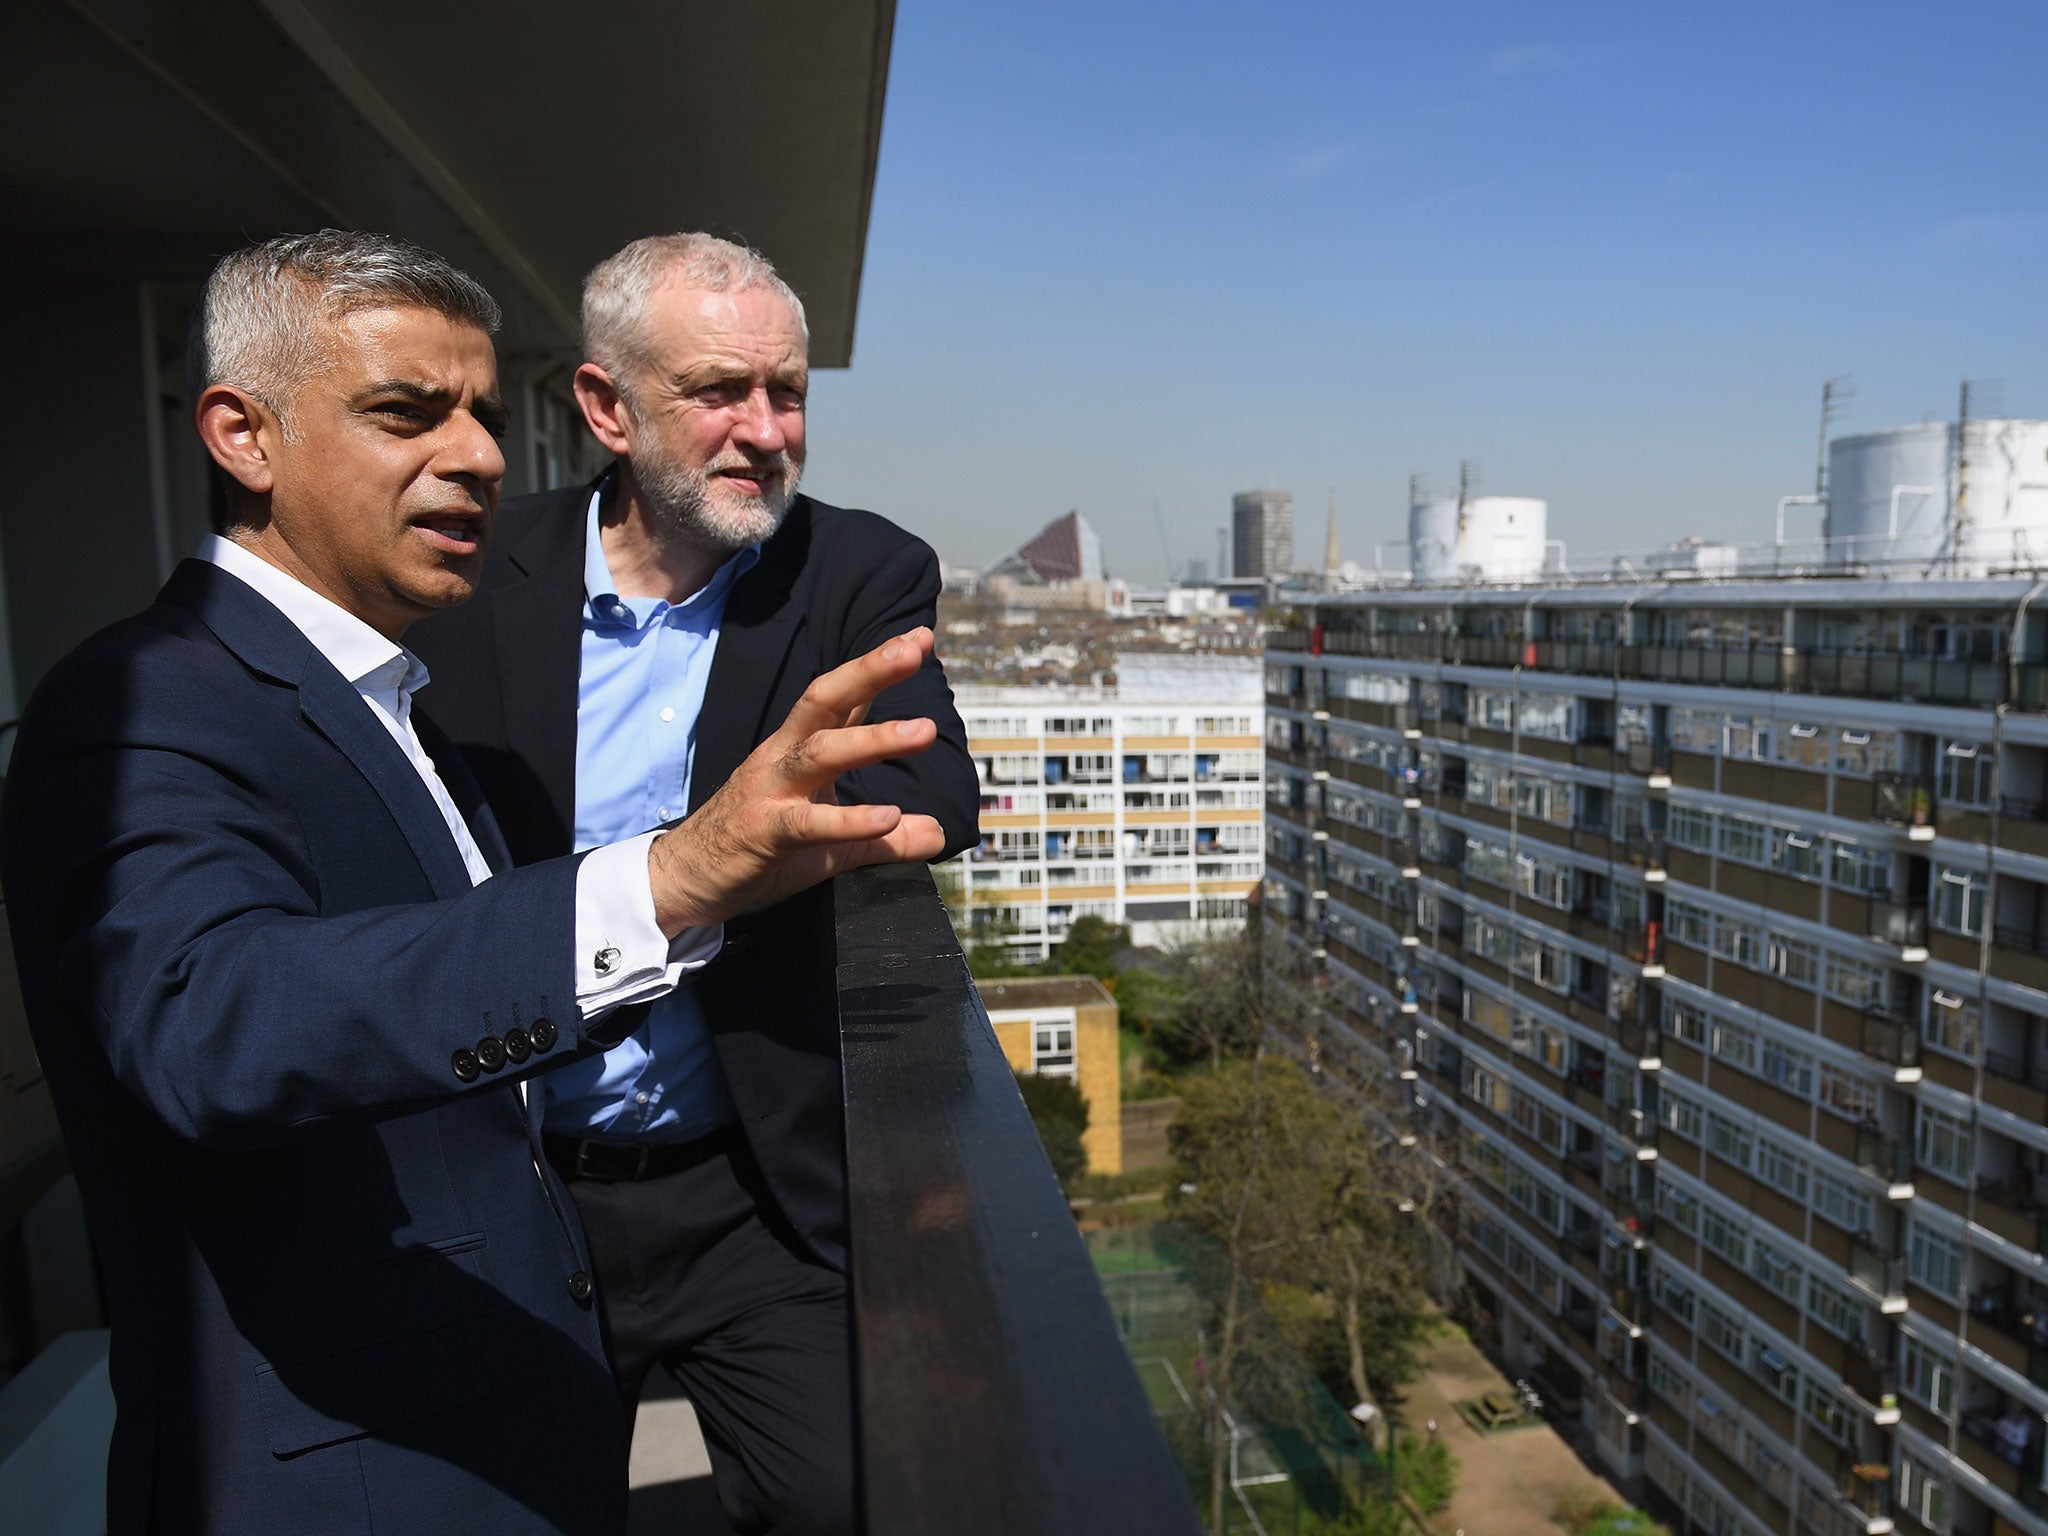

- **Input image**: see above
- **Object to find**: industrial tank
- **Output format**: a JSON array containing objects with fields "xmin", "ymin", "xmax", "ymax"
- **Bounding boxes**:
[
  {"xmin": 1410, "ymin": 496, "xmax": 1548, "ymax": 584},
  {"xmin": 1826, "ymin": 420, "xmax": 2048, "ymax": 574}
]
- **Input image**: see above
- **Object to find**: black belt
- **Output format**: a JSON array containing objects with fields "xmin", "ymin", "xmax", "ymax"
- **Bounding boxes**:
[{"xmin": 542, "ymin": 1125, "xmax": 740, "ymax": 1183}]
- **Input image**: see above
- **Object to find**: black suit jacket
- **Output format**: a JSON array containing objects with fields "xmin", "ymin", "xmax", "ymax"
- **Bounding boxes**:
[
  {"xmin": 410, "ymin": 482, "xmax": 978, "ymax": 1269},
  {"xmin": 1, "ymin": 561, "xmax": 632, "ymax": 1534}
]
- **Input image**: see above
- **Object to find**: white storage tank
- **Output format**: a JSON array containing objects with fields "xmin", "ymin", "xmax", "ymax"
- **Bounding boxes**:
[
  {"xmin": 1410, "ymin": 496, "xmax": 1548, "ymax": 584},
  {"xmin": 1826, "ymin": 420, "xmax": 2048, "ymax": 574}
]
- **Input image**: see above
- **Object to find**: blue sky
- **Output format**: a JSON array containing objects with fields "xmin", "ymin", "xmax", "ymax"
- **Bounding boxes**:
[{"xmin": 804, "ymin": 0, "xmax": 2048, "ymax": 580}]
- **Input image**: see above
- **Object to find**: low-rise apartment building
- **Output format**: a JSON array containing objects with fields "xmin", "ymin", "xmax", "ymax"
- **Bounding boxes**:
[
  {"xmin": 1264, "ymin": 564, "xmax": 2048, "ymax": 1536},
  {"xmin": 956, "ymin": 653, "xmax": 1266, "ymax": 955}
]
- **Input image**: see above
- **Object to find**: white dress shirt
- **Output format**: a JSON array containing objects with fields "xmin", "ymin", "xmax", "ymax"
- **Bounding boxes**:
[{"xmin": 200, "ymin": 537, "xmax": 716, "ymax": 1016}]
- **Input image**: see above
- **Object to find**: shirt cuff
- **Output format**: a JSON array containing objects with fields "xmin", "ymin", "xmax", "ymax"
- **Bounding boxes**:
[{"xmin": 573, "ymin": 831, "xmax": 722, "ymax": 1019}]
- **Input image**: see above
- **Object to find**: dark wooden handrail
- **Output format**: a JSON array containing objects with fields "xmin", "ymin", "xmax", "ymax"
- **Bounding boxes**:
[{"xmin": 836, "ymin": 863, "xmax": 1200, "ymax": 1534}]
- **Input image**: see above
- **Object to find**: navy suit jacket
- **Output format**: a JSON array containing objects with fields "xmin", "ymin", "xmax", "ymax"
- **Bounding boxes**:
[
  {"xmin": 410, "ymin": 485, "xmax": 980, "ymax": 1272},
  {"xmin": 1, "ymin": 561, "xmax": 637, "ymax": 1534}
]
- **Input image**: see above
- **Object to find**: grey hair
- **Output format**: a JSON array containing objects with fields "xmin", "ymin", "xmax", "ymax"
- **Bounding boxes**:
[
  {"xmin": 192, "ymin": 229, "xmax": 502, "ymax": 438},
  {"xmin": 581, "ymin": 233, "xmax": 808, "ymax": 401}
]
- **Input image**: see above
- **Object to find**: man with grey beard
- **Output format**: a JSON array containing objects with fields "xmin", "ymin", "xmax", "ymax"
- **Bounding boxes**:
[{"xmin": 409, "ymin": 234, "xmax": 978, "ymax": 1535}]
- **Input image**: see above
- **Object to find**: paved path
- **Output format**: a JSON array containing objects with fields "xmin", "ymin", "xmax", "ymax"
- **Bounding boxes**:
[{"xmin": 1398, "ymin": 1328, "xmax": 1620, "ymax": 1536}]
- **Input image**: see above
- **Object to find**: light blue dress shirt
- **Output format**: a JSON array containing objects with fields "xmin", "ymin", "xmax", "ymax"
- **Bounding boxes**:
[{"xmin": 540, "ymin": 490, "xmax": 761, "ymax": 1143}]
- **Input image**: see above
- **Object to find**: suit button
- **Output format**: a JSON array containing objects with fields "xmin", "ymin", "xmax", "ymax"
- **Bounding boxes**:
[
  {"xmin": 567, "ymin": 1270, "xmax": 594, "ymax": 1304},
  {"xmin": 451, "ymin": 1048, "xmax": 480, "ymax": 1083},
  {"xmin": 503, "ymin": 1027, "xmax": 532, "ymax": 1064},
  {"xmin": 476, "ymin": 1036, "xmax": 507, "ymax": 1072},
  {"xmin": 531, "ymin": 1018, "xmax": 558, "ymax": 1053}
]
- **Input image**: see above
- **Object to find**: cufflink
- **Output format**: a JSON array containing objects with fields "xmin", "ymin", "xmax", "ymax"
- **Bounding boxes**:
[{"xmin": 593, "ymin": 945, "xmax": 621, "ymax": 976}]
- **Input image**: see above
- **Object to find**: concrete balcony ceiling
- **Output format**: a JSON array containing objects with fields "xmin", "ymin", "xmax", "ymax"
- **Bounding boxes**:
[{"xmin": 0, "ymin": 0, "xmax": 894, "ymax": 365}]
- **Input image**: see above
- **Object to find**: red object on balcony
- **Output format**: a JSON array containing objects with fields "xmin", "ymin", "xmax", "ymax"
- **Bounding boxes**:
[
  {"xmin": 1524, "ymin": 641, "xmax": 1538, "ymax": 667},
  {"xmin": 1310, "ymin": 624, "xmax": 1324, "ymax": 656}
]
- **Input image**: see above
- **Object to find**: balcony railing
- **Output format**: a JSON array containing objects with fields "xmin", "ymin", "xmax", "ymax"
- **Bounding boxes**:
[
  {"xmin": 1847, "ymin": 1236, "xmax": 1906, "ymax": 1305},
  {"xmin": 836, "ymin": 865, "xmax": 1200, "ymax": 1533},
  {"xmin": 1866, "ymin": 900, "xmax": 1928, "ymax": 954},
  {"xmin": 1854, "ymin": 1125, "xmax": 1915, "ymax": 1187},
  {"xmin": 1873, "ymin": 771, "xmax": 1937, "ymax": 833},
  {"xmin": 1859, "ymin": 1011, "xmax": 1921, "ymax": 1070}
]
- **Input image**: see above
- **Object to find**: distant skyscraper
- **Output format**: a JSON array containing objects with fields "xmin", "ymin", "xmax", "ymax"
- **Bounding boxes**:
[
  {"xmin": 1231, "ymin": 490, "xmax": 1293, "ymax": 578},
  {"xmin": 1323, "ymin": 488, "xmax": 1341, "ymax": 576}
]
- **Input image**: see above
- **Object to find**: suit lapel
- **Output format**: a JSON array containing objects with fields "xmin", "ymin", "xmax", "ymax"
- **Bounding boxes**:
[
  {"xmin": 161, "ymin": 560, "xmax": 477, "ymax": 900},
  {"xmin": 690, "ymin": 501, "xmax": 817, "ymax": 811},
  {"xmin": 491, "ymin": 493, "xmax": 589, "ymax": 855}
]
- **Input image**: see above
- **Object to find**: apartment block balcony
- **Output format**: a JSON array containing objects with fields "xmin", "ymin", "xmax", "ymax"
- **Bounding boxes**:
[
  {"xmin": 1847, "ymin": 1236, "xmax": 1909, "ymax": 1314},
  {"xmin": 1859, "ymin": 1009, "xmax": 1923, "ymax": 1079},
  {"xmin": 1833, "ymin": 1447, "xmax": 1897, "ymax": 1534},
  {"xmin": 1873, "ymin": 772, "xmax": 1938, "ymax": 840},
  {"xmin": 1866, "ymin": 901, "xmax": 1929, "ymax": 963},
  {"xmin": 836, "ymin": 865, "xmax": 1198, "ymax": 1532},
  {"xmin": 1973, "ymin": 1172, "xmax": 2046, "ymax": 1255},
  {"xmin": 1625, "ymin": 737, "xmax": 1673, "ymax": 789},
  {"xmin": 1854, "ymin": 1126, "xmax": 1917, "ymax": 1200}
]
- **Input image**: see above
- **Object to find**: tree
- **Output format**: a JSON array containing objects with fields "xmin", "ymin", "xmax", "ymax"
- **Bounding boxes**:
[
  {"xmin": 1152, "ymin": 921, "xmax": 1322, "ymax": 1069},
  {"xmin": 1168, "ymin": 1053, "xmax": 1439, "ymax": 1536},
  {"xmin": 1015, "ymin": 1072, "xmax": 1089, "ymax": 1187},
  {"xmin": 1049, "ymin": 914, "xmax": 1130, "ymax": 979}
]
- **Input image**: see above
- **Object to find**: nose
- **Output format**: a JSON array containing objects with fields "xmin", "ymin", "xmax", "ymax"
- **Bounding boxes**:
[
  {"xmin": 442, "ymin": 406, "xmax": 506, "ymax": 495},
  {"xmin": 730, "ymin": 387, "xmax": 789, "ymax": 455}
]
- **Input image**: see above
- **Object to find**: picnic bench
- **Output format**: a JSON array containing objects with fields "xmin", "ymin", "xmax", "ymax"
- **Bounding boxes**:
[{"xmin": 1477, "ymin": 1389, "xmax": 1524, "ymax": 1430}]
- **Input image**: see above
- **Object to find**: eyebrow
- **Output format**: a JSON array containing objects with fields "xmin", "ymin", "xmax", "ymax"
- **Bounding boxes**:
[
  {"xmin": 672, "ymin": 362, "xmax": 809, "ymax": 393},
  {"xmin": 358, "ymin": 378, "xmax": 511, "ymax": 435}
]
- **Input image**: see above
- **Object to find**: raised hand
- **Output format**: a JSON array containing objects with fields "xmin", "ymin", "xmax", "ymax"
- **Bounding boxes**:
[{"xmin": 646, "ymin": 629, "xmax": 947, "ymax": 935}]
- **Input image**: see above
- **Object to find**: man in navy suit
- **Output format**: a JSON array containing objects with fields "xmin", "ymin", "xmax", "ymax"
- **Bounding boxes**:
[{"xmin": 0, "ymin": 229, "xmax": 945, "ymax": 1534}]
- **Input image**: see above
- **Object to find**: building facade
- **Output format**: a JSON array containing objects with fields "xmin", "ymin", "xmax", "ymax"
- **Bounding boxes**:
[
  {"xmin": 956, "ymin": 654, "xmax": 1266, "ymax": 956},
  {"xmin": 1264, "ymin": 578, "xmax": 2048, "ymax": 1536},
  {"xmin": 983, "ymin": 975, "xmax": 1124, "ymax": 1175},
  {"xmin": 1233, "ymin": 490, "xmax": 1295, "ymax": 579}
]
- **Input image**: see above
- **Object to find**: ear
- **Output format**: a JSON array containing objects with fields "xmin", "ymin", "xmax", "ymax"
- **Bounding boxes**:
[
  {"xmin": 572, "ymin": 363, "xmax": 635, "ymax": 458},
  {"xmin": 195, "ymin": 384, "xmax": 280, "ymax": 498}
]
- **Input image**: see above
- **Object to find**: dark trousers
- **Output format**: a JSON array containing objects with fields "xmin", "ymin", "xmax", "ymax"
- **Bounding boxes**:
[{"xmin": 561, "ymin": 1139, "xmax": 857, "ymax": 1536}]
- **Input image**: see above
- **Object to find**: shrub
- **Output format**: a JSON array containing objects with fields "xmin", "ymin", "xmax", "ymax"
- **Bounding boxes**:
[
  {"xmin": 1015, "ymin": 1072, "xmax": 1089, "ymax": 1187},
  {"xmin": 1553, "ymin": 1487, "xmax": 1621, "ymax": 1533},
  {"xmin": 1397, "ymin": 1433, "xmax": 1459, "ymax": 1513}
]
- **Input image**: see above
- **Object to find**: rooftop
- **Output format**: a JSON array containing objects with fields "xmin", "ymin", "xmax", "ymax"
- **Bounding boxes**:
[{"xmin": 976, "ymin": 975, "xmax": 1116, "ymax": 1012}]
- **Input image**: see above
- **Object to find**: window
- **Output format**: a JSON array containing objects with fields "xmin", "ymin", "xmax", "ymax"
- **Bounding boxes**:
[
  {"xmin": 1749, "ymin": 1339, "xmax": 1798, "ymax": 1400},
  {"xmin": 1824, "ymin": 952, "xmax": 1884, "ymax": 1009},
  {"xmin": 1708, "ymin": 1015, "xmax": 1757, "ymax": 1073},
  {"xmin": 1836, "ymin": 728, "xmax": 1899, "ymax": 776},
  {"xmin": 1671, "ymin": 709, "xmax": 1721, "ymax": 755},
  {"xmin": 1719, "ymin": 815, "xmax": 1769, "ymax": 866},
  {"xmin": 1757, "ymin": 1139, "xmax": 1809, "ymax": 1200},
  {"xmin": 1900, "ymin": 1334, "xmax": 1956, "ymax": 1417},
  {"xmin": 1914, "ymin": 1104, "xmax": 1973, "ymax": 1185},
  {"xmin": 1773, "ymin": 827, "xmax": 1823, "ymax": 881},
  {"xmin": 1802, "ymin": 1379, "xmax": 1856, "ymax": 1446},
  {"xmin": 1665, "ymin": 899, "xmax": 1711, "ymax": 949},
  {"xmin": 1776, "ymin": 721, "xmax": 1830, "ymax": 771},
  {"xmin": 1656, "ymin": 1177, "xmax": 1699, "ymax": 1234},
  {"xmin": 1923, "ymin": 990, "xmax": 1979, "ymax": 1059},
  {"xmin": 1668, "ymin": 804, "xmax": 1715, "ymax": 852},
  {"xmin": 1931, "ymin": 866, "xmax": 1987, "ymax": 938},
  {"xmin": 1648, "ymin": 1350, "xmax": 1693, "ymax": 1406},
  {"xmin": 1767, "ymin": 931, "xmax": 1818, "ymax": 987},
  {"xmin": 1661, "ymin": 1088, "xmax": 1703, "ymax": 1142},
  {"xmin": 1938, "ymin": 739, "xmax": 1995, "ymax": 808},
  {"xmin": 1805, "ymin": 1275, "xmax": 1860, "ymax": 1339},
  {"xmin": 1760, "ymin": 1039, "xmax": 1816, "ymax": 1097},
  {"xmin": 1818, "ymin": 1065, "xmax": 1878, "ymax": 1122},
  {"xmin": 1469, "ymin": 690, "xmax": 1515, "ymax": 732},
  {"xmin": 1518, "ymin": 693, "xmax": 1574, "ymax": 741},
  {"xmin": 1898, "ymin": 1454, "xmax": 1949, "ymax": 1527},
  {"xmin": 1701, "ymin": 1204, "xmax": 1748, "ymax": 1266},
  {"xmin": 1725, "ymin": 717, "xmax": 1773, "ymax": 761},
  {"xmin": 1813, "ymin": 1169, "xmax": 1873, "ymax": 1236},
  {"xmin": 1829, "ymin": 838, "xmax": 1890, "ymax": 895},
  {"xmin": 1908, "ymin": 1221, "xmax": 1964, "ymax": 1300},
  {"xmin": 1700, "ymin": 1299, "xmax": 1744, "ymax": 1362},
  {"xmin": 1031, "ymin": 1022, "xmax": 1076, "ymax": 1077},
  {"xmin": 1707, "ymin": 1112, "xmax": 1754, "ymax": 1170},
  {"xmin": 1751, "ymin": 1238, "xmax": 1802, "ymax": 1304}
]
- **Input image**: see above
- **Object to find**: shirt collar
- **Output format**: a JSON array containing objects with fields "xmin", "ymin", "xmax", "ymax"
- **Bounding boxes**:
[
  {"xmin": 582, "ymin": 483, "xmax": 761, "ymax": 629},
  {"xmin": 199, "ymin": 535, "xmax": 426, "ymax": 696}
]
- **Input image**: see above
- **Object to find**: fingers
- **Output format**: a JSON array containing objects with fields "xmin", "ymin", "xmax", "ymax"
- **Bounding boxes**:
[
  {"xmin": 775, "ymin": 805, "xmax": 946, "ymax": 864},
  {"xmin": 775, "ymin": 717, "xmax": 938, "ymax": 794},
  {"xmin": 772, "ymin": 629, "xmax": 933, "ymax": 744}
]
